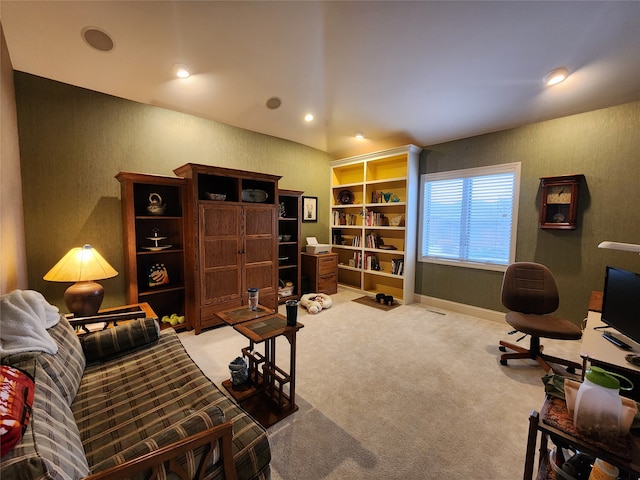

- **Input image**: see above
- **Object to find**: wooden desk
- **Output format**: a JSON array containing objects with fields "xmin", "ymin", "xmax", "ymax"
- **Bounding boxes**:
[
  {"xmin": 581, "ymin": 310, "xmax": 640, "ymax": 400},
  {"xmin": 581, "ymin": 311, "xmax": 640, "ymax": 374},
  {"xmin": 588, "ymin": 290, "xmax": 603, "ymax": 312}
]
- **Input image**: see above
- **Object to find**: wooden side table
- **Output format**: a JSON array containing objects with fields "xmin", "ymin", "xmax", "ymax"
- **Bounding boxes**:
[
  {"xmin": 222, "ymin": 314, "xmax": 304, "ymax": 428},
  {"xmin": 525, "ymin": 396, "xmax": 640, "ymax": 479},
  {"xmin": 216, "ymin": 304, "xmax": 274, "ymax": 326},
  {"xmin": 67, "ymin": 302, "xmax": 158, "ymax": 334}
]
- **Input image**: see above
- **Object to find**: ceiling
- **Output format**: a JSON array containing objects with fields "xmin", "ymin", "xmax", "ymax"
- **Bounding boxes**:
[{"xmin": 2, "ymin": 1, "xmax": 640, "ymax": 158}]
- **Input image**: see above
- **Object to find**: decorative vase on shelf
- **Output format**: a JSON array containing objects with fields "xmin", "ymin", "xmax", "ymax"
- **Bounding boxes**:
[{"xmin": 147, "ymin": 193, "xmax": 166, "ymax": 215}]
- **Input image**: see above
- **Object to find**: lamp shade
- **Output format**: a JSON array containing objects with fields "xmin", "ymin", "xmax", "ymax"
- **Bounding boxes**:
[
  {"xmin": 44, "ymin": 244, "xmax": 118, "ymax": 282},
  {"xmin": 43, "ymin": 245, "xmax": 118, "ymax": 317}
]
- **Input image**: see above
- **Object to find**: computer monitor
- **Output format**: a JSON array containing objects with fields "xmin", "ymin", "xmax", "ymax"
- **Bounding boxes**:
[{"xmin": 601, "ymin": 266, "xmax": 640, "ymax": 344}]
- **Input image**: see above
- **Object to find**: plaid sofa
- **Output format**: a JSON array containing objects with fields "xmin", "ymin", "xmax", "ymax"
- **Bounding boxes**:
[{"xmin": 0, "ymin": 315, "xmax": 271, "ymax": 480}]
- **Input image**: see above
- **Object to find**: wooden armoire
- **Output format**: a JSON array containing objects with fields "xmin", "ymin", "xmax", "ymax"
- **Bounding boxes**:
[{"xmin": 174, "ymin": 164, "xmax": 281, "ymax": 334}]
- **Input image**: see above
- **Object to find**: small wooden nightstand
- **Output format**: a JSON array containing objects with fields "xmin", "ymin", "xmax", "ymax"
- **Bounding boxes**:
[{"xmin": 301, "ymin": 253, "xmax": 338, "ymax": 295}]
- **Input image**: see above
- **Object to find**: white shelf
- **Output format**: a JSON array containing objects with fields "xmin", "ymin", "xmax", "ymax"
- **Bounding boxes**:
[
  {"xmin": 330, "ymin": 145, "xmax": 421, "ymax": 303},
  {"xmin": 331, "ymin": 203, "xmax": 365, "ymax": 209},
  {"xmin": 365, "ymin": 176, "xmax": 407, "ymax": 185}
]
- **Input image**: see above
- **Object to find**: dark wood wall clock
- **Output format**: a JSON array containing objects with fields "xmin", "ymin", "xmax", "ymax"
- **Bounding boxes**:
[{"xmin": 539, "ymin": 174, "xmax": 584, "ymax": 230}]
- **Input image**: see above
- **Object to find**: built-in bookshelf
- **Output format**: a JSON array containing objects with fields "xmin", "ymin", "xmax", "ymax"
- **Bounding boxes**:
[{"xmin": 330, "ymin": 145, "xmax": 421, "ymax": 303}]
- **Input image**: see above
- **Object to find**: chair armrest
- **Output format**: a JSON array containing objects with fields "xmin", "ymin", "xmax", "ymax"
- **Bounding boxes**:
[{"xmin": 82, "ymin": 421, "xmax": 237, "ymax": 480}]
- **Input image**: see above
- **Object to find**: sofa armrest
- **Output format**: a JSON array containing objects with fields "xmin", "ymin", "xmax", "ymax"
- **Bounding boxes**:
[{"xmin": 81, "ymin": 421, "xmax": 237, "ymax": 480}]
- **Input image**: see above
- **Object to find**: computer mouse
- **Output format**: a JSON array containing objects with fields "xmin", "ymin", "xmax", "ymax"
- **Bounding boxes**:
[{"xmin": 625, "ymin": 353, "xmax": 640, "ymax": 366}]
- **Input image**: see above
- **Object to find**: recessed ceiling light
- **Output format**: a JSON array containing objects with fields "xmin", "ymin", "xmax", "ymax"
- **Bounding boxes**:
[
  {"xmin": 81, "ymin": 27, "xmax": 114, "ymax": 52},
  {"xmin": 304, "ymin": 113, "xmax": 314, "ymax": 122},
  {"xmin": 355, "ymin": 132, "xmax": 365, "ymax": 140},
  {"xmin": 266, "ymin": 97, "xmax": 282, "ymax": 110},
  {"xmin": 543, "ymin": 67, "xmax": 569, "ymax": 87},
  {"xmin": 173, "ymin": 64, "xmax": 191, "ymax": 79}
]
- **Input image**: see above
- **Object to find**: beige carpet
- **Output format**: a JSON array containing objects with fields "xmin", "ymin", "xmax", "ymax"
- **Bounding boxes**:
[{"xmin": 178, "ymin": 290, "xmax": 583, "ymax": 480}]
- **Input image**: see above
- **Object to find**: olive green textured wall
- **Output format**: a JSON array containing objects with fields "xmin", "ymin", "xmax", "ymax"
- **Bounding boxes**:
[
  {"xmin": 1, "ymin": 26, "xmax": 28, "ymax": 293},
  {"xmin": 417, "ymin": 101, "xmax": 640, "ymax": 324},
  {"xmin": 14, "ymin": 72, "xmax": 331, "ymax": 310}
]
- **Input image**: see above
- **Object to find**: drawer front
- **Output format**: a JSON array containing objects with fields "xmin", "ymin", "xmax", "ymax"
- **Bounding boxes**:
[
  {"xmin": 317, "ymin": 255, "xmax": 338, "ymax": 275},
  {"xmin": 318, "ymin": 274, "xmax": 337, "ymax": 295}
]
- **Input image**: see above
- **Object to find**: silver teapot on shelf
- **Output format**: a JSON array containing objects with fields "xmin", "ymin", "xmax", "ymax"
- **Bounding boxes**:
[{"xmin": 147, "ymin": 193, "xmax": 166, "ymax": 215}]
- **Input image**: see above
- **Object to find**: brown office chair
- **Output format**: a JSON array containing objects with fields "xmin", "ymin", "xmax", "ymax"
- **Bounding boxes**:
[{"xmin": 499, "ymin": 262, "xmax": 582, "ymax": 372}]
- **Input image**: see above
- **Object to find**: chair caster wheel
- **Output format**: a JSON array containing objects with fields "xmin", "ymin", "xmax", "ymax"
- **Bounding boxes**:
[
  {"xmin": 499, "ymin": 346, "xmax": 507, "ymax": 352},
  {"xmin": 500, "ymin": 359, "xmax": 508, "ymax": 366}
]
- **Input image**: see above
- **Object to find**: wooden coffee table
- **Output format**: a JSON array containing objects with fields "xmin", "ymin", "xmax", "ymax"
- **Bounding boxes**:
[{"xmin": 222, "ymin": 313, "xmax": 304, "ymax": 428}]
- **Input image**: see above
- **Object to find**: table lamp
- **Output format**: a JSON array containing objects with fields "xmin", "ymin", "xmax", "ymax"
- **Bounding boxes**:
[{"xmin": 43, "ymin": 244, "xmax": 118, "ymax": 317}]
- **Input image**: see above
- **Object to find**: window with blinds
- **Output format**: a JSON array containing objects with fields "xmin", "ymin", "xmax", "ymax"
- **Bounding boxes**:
[{"xmin": 418, "ymin": 163, "xmax": 521, "ymax": 271}]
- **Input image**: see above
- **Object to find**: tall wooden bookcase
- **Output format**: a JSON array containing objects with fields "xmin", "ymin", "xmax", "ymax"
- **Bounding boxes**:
[
  {"xmin": 330, "ymin": 145, "xmax": 421, "ymax": 304},
  {"xmin": 277, "ymin": 189, "xmax": 303, "ymax": 303},
  {"xmin": 174, "ymin": 164, "xmax": 281, "ymax": 334},
  {"xmin": 116, "ymin": 172, "xmax": 188, "ymax": 330}
]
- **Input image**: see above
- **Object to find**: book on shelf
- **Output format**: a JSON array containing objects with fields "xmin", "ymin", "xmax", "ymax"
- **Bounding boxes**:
[
  {"xmin": 333, "ymin": 211, "xmax": 357, "ymax": 226},
  {"xmin": 365, "ymin": 233, "xmax": 381, "ymax": 249},
  {"xmin": 365, "ymin": 253, "xmax": 380, "ymax": 271},
  {"xmin": 351, "ymin": 251, "xmax": 362, "ymax": 269},
  {"xmin": 364, "ymin": 211, "xmax": 387, "ymax": 226},
  {"xmin": 335, "ymin": 212, "xmax": 358, "ymax": 225},
  {"xmin": 391, "ymin": 258, "xmax": 404, "ymax": 275}
]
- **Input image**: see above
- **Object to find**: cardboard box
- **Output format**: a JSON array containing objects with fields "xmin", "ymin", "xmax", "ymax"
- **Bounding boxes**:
[{"xmin": 305, "ymin": 237, "xmax": 331, "ymax": 254}]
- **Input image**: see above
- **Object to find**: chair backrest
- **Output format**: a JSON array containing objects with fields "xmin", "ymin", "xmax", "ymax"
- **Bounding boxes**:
[{"xmin": 501, "ymin": 262, "xmax": 559, "ymax": 314}]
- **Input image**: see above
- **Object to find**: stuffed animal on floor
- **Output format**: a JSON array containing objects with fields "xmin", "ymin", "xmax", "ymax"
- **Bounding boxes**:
[{"xmin": 300, "ymin": 293, "xmax": 332, "ymax": 314}]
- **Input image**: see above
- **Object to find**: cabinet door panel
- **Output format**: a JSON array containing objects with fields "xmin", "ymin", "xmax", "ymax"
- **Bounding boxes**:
[
  {"xmin": 245, "ymin": 238, "xmax": 273, "ymax": 263},
  {"xmin": 202, "ymin": 205, "xmax": 240, "ymax": 236},
  {"xmin": 200, "ymin": 204, "xmax": 242, "ymax": 306},
  {"xmin": 243, "ymin": 205, "xmax": 277, "ymax": 310},
  {"xmin": 245, "ymin": 206, "xmax": 275, "ymax": 236},
  {"xmin": 204, "ymin": 239, "xmax": 239, "ymax": 268},
  {"xmin": 203, "ymin": 269, "xmax": 241, "ymax": 305},
  {"xmin": 245, "ymin": 264, "xmax": 275, "ymax": 290}
]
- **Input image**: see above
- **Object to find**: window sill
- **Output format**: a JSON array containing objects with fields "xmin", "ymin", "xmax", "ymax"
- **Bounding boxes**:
[{"xmin": 418, "ymin": 257, "xmax": 508, "ymax": 272}]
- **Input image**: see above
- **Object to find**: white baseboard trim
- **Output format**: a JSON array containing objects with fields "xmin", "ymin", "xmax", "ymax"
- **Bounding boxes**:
[{"xmin": 413, "ymin": 293, "xmax": 506, "ymax": 325}]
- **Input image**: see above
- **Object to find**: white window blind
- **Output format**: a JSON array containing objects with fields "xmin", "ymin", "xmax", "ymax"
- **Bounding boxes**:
[{"xmin": 419, "ymin": 163, "xmax": 520, "ymax": 271}]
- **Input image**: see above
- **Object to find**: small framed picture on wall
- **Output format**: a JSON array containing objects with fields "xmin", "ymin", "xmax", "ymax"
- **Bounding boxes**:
[{"xmin": 302, "ymin": 196, "xmax": 318, "ymax": 222}]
